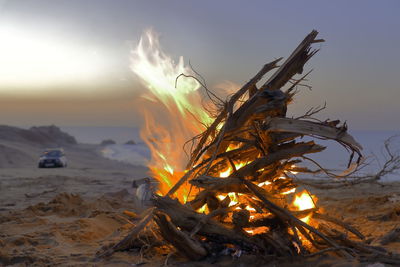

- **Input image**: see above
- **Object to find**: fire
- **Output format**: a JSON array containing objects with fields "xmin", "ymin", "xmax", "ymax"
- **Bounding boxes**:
[
  {"xmin": 130, "ymin": 30, "xmax": 213, "ymax": 200},
  {"xmin": 293, "ymin": 190, "xmax": 317, "ymax": 224},
  {"xmin": 219, "ymin": 161, "xmax": 248, "ymax": 178},
  {"xmin": 281, "ymin": 188, "xmax": 296, "ymax": 195},
  {"xmin": 219, "ymin": 168, "xmax": 231, "ymax": 178},
  {"xmin": 244, "ymin": 226, "xmax": 269, "ymax": 235},
  {"xmin": 257, "ymin": 181, "xmax": 271, "ymax": 187},
  {"xmin": 131, "ymin": 31, "xmax": 318, "ymax": 235},
  {"xmin": 216, "ymin": 192, "xmax": 240, "ymax": 207}
]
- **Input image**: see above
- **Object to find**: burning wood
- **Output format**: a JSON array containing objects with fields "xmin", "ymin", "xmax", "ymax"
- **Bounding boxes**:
[{"xmin": 97, "ymin": 30, "xmax": 400, "ymax": 264}]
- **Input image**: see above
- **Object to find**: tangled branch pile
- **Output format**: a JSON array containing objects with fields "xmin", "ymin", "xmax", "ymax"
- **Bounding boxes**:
[{"xmin": 98, "ymin": 30, "xmax": 400, "ymax": 264}]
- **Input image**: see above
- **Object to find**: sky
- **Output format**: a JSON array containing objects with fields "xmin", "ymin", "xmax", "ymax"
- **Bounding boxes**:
[{"xmin": 0, "ymin": 0, "xmax": 399, "ymax": 130}]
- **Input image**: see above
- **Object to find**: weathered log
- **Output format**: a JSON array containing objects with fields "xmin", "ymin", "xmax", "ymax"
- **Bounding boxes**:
[
  {"xmin": 232, "ymin": 208, "xmax": 250, "ymax": 228},
  {"xmin": 190, "ymin": 206, "xmax": 234, "ymax": 237},
  {"xmin": 270, "ymin": 132, "xmax": 303, "ymax": 144},
  {"xmin": 154, "ymin": 211, "xmax": 208, "ymax": 260},
  {"xmin": 206, "ymin": 194, "xmax": 220, "ymax": 212},
  {"xmin": 230, "ymin": 142, "xmax": 325, "ymax": 178},
  {"xmin": 190, "ymin": 175, "xmax": 244, "ymax": 192},
  {"xmin": 223, "ymin": 89, "xmax": 287, "ymax": 139},
  {"xmin": 153, "ymin": 196, "xmax": 262, "ymax": 250},
  {"xmin": 263, "ymin": 117, "xmax": 362, "ymax": 154},
  {"xmin": 260, "ymin": 30, "xmax": 321, "ymax": 92}
]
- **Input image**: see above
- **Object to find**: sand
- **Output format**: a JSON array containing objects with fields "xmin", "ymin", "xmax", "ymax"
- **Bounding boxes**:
[{"xmin": 1, "ymin": 136, "xmax": 400, "ymax": 266}]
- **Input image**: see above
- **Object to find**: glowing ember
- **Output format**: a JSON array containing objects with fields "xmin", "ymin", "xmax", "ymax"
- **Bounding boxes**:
[
  {"xmin": 219, "ymin": 161, "xmax": 248, "ymax": 178},
  {"xmin": 197, "ymin": 204, "xmax": 208, "ymax": 214},
  {"xmin": 286, "ymin": 164, "xmax": 299, "ymax": 174},
  {"xmin": 244, "ymin": 226, "xmax": 269, "ymax": 235},
  {"xmin": 219, "ymin": 168, "xmax": 231, "ymax": 178},
  {"xmin": 293, "ymin": 190, "xmax": 317, "ymax": 224},
  {"xmin": 228, "ymin": 192, "xmax": 239, "ymax": 206},
  {"xmin": 281, "ymin": 188, "xmax": 296, "ymax": 195},
  {"xmin": 216, "ymin": 193, "xmax": 241, "ymax": 207},
  {"xmin": 257, "ymin": 181, "xmax": 272, "ymax": 187}
]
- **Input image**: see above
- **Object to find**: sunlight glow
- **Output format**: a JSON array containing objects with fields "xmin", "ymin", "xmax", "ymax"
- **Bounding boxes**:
[{"xmin": 0, "ymin": 24, "xmax": 108, "ymax": 92}]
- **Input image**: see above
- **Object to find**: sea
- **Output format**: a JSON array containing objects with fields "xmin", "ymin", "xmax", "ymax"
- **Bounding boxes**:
[{"xmin": 61, "ymin": 126, "xmax": 400, "ymax": 182}]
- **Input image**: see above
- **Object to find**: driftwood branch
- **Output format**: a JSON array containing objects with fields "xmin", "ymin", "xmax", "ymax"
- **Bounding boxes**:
[
  {"xmin": 96, "ymin": 208, "xmax": 155, "ymax": 258},
  {"xmin": 263, "ymin": 117, "xmax": 362, "ymax": 153},
  {"xmin": 154, "ymin": 211, "xmax": 207, "ymax": 260}
]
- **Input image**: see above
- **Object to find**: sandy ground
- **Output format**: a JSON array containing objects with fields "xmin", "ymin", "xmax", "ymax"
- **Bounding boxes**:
[
  {"xmin": 0, "ymin": 141, "xmax": 150, "ymax": 266},
  {"xmin": 1, "ymin": 141, "xmax": 400, "ymax": 266},
  {"xmin": 0, "ymin": 141, "xmax": 148, "ymax": 211}
]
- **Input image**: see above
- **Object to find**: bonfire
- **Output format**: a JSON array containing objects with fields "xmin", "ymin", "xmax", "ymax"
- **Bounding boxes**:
[{"xmin": 97, "ymin": 30, "xmax": 400, "ymax": 264}]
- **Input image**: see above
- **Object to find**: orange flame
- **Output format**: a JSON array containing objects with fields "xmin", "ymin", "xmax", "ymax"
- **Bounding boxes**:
[
  {"xmin": 130, "ymin": 30, "xmax": 213, "ymax": 200},
  {"xmin": 219, "ymin": 161, "xmax": 247, "ymax": 178},
  {"xmin": 219, "ymin": 145, "xmax": 248, "ymax": 178},
  {"xmin": 293, "ymin": 190, "xmax": 317, "ymax": 224}
]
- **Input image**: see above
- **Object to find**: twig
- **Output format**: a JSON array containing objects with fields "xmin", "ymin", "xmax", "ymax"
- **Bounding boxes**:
[
  {"xmin": 313, "ymin": 212, "xmax": 364, "ymax": 240},
  {"xmin": 304, "ymin": 246, "xmax": 354, "ymax": 257},
  {"xmin": 175, "ymin": 73, "xmax": 223, "ymax": 106},
  {"xmin": 295, "ymin": 102, "xmax": 326, "ymax": 120},
  {"xmin": 96, "ymin": 207, "xmax": 155, "ymax": 258}
]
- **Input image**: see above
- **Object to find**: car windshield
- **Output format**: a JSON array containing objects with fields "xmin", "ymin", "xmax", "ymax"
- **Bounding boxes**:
[{"xmin": 44, "ymin": 150, "xmax": 62, "ymax": 157}]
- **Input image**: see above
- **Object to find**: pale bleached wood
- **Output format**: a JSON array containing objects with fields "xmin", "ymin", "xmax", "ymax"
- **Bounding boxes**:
[{"xmin": 264, "ymin": 117, "xmax": 363, "ymax": 153}]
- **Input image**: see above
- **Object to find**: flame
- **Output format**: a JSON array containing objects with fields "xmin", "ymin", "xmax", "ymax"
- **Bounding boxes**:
[
  {"xmin": 293, "ymin": 190, "xmax": 317, "ymax": 224},
  {"xmin": 281, "ymin": 188, "xmax": 296, "ymax": 195},
  {"xmin": 216, "ymin": 192, "xmax": 240, "ymax": 207},
  {"xmin": 244, "ymin": 226, "xmax": 269, "ymax": 235},
  {"xmin": 219, "ymin": 161, "xmax": 248, "ymax": 178},
  {"xmin": 219, "ymin": 168, "xmax": 232, "ymax": 178},
  {"xmin": 257, "ymin": 181, "xmax": 272, "ymax": 187},
  {"xmin": 283, "ymin": 164, "xmax": 299, "ymax": 174},
  {"xmin": 130, "ymin": 30, "xmax": 213, "ymax": 200},
  {"xmin": 228, "ymin": 192, "xmax": 239, "ymax": 206},
  {"xmin": 197, "ymin": 204, "xmax": 208, "ymax": 214}
]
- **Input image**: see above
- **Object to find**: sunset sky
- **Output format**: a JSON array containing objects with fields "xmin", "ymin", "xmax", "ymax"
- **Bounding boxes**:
[{"xmin": 0, "ymin": 0, "xmax": 399, "ymax": 130}]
